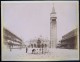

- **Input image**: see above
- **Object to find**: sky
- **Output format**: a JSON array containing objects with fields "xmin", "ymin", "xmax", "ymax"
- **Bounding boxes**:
[{"xmin": 1, "ymin": 1, "xmax": 78, "ymax": 42}]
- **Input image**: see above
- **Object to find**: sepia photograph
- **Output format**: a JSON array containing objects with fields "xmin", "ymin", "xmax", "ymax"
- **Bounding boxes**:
[{"xmin": 1, "ymin": 1, "xmax": 79, "ymax": 61}]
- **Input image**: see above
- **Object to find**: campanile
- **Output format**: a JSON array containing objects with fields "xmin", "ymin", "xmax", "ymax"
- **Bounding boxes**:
[{"xmin": 50, "ymin": 4, "xmax": 57, "ymax": 48}]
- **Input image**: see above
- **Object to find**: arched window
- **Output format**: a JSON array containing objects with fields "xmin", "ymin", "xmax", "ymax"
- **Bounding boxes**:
[
  {"xmin": 45, "ymin": 44, "xmax": 47, "ymax": 47},
  {"xmin": 37, "ymin": 39, "xmax": 41, "ymax": 45},
  {"xmin": 34, "ymin": 44, "xmax": 36, "ymax": 48},
  {"xmin": 42, "ymin": 44, "xmax": 44, "ymax": 48},
  {"xmin": 31, "ymin": 44, "xmax": 33, "ymax": 48}
]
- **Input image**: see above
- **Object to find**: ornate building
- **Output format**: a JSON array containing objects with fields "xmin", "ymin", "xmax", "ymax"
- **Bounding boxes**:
[
  {"xmin": 28, "ymin": 37, "xmax": 50, "ymax": 54},
  {"xmin": 50, "ymin": 4, "xmax": 57, "ymax": 48}
]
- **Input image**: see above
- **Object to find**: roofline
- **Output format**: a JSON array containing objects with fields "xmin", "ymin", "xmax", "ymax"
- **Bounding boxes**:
[{"xmin": 3, "ymin": 27, "xmax": 22, "ymax": 41}]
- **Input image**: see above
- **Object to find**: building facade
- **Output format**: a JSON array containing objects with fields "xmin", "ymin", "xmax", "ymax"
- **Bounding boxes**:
[
  {"xmin": 3, "ymin": 27, "xmax": 24, "ymax": 51},
  {"xmin": 57, "ymin": 28, "xmax": 77, "ymax": 49},
  {"xmin": 50, "ymin": 4, "xmax": 57, "ymax": 48},
  {"xmin": 28, "ymin": 37, "xmax": 50, "ymax": 54}
]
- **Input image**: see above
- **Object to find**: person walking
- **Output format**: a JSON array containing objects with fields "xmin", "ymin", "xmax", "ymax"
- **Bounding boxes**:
[{"xmin": 26, "ymin": 47, "xmax": 27, "ymax": 53}]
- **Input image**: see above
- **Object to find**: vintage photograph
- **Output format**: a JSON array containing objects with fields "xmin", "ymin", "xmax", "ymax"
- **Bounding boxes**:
[{"xmin": 1, "ymin": 1, "xmax": 79, "ymax": 61}]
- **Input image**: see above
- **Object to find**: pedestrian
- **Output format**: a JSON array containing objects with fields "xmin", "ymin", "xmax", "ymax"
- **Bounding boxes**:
[
  {"xmin": 32, "ymin": 49, "xmax": 33, "ymax": 54},
  {"xmin": 32, "ymin": 49, "xmax": 36, "ymax": 54},
  {"xmin": 26, "ymin": 47, "xmax": 27, "ymax": 53}
]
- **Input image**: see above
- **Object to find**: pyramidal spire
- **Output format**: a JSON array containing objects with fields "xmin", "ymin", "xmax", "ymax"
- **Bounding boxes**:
[{"xmin": 51, "ymin": 3, "xmax": 56, "ymax": 14}]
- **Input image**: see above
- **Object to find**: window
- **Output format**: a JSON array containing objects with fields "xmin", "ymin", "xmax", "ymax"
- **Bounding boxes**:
[
  {"xmin": 34, "ymin": 44, "xmax": 36, "ymax": 48},
  {"xmin": 31, "ymin": 44, "xmax": 33, "ymax": 48},
  {"xmin": 42, "ymin": 44, "xmax": 44, "ymax": 48},
  {"xmin": 45, "ymin": 44, "xmax": 47, "ymax": 47},
  {"xmin": 52, "ymin": 19, "xmax": 55, "ymax": 21}
]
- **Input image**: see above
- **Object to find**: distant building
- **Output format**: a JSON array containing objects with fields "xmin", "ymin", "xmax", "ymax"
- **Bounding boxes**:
[
  {"xmin": 28, "ymin": 37, "xmax": 49, "ymax": 54},
  {"xmin": 3, "ymin": 27, "xmax": 24, "ymax": 51},
  {"xmin": 58, "ymin": 28, "xmax": 77, "ymax": 49}
]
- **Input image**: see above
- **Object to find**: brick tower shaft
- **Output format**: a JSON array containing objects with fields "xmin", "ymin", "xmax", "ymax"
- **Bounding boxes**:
[{"xmin": 50, "ymin": 4, "xmax": 57, "ymax": 48}]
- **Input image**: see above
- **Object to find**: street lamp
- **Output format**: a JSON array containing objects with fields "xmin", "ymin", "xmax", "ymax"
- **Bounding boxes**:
[{"xmin": 42, "ymin": 44, "xmax": 44, "ymax": 54}]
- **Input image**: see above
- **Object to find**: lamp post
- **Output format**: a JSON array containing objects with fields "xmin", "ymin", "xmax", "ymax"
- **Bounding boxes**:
[
  {"xmin": 37, "ymin": 38, "xmax": 41, "ymax": 54},
  {"xmin": 42, "ymin": 44, "xmax": 44, "ymax": 54}
]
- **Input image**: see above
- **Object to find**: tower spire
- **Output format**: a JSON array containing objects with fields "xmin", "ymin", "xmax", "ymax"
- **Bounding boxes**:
[{"xmin": 51, "ymin": 3, "xmax": 56, "ymax": 14}]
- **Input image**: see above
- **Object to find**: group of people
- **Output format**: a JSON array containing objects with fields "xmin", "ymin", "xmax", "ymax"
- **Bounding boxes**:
[{"xmin": 26, "ymin": 47, "xmax": 35, "ymax": 54}]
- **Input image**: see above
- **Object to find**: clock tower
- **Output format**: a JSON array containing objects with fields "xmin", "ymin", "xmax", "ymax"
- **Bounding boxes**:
[{"xmin": 50, "ymin": 4, "xmax": 57, "ymax": 48}]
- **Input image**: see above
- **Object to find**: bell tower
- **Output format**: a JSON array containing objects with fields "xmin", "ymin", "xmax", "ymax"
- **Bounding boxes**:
[{"xmin": 50, "ymin": 4, "xmax": 57, "ymax": 48}]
